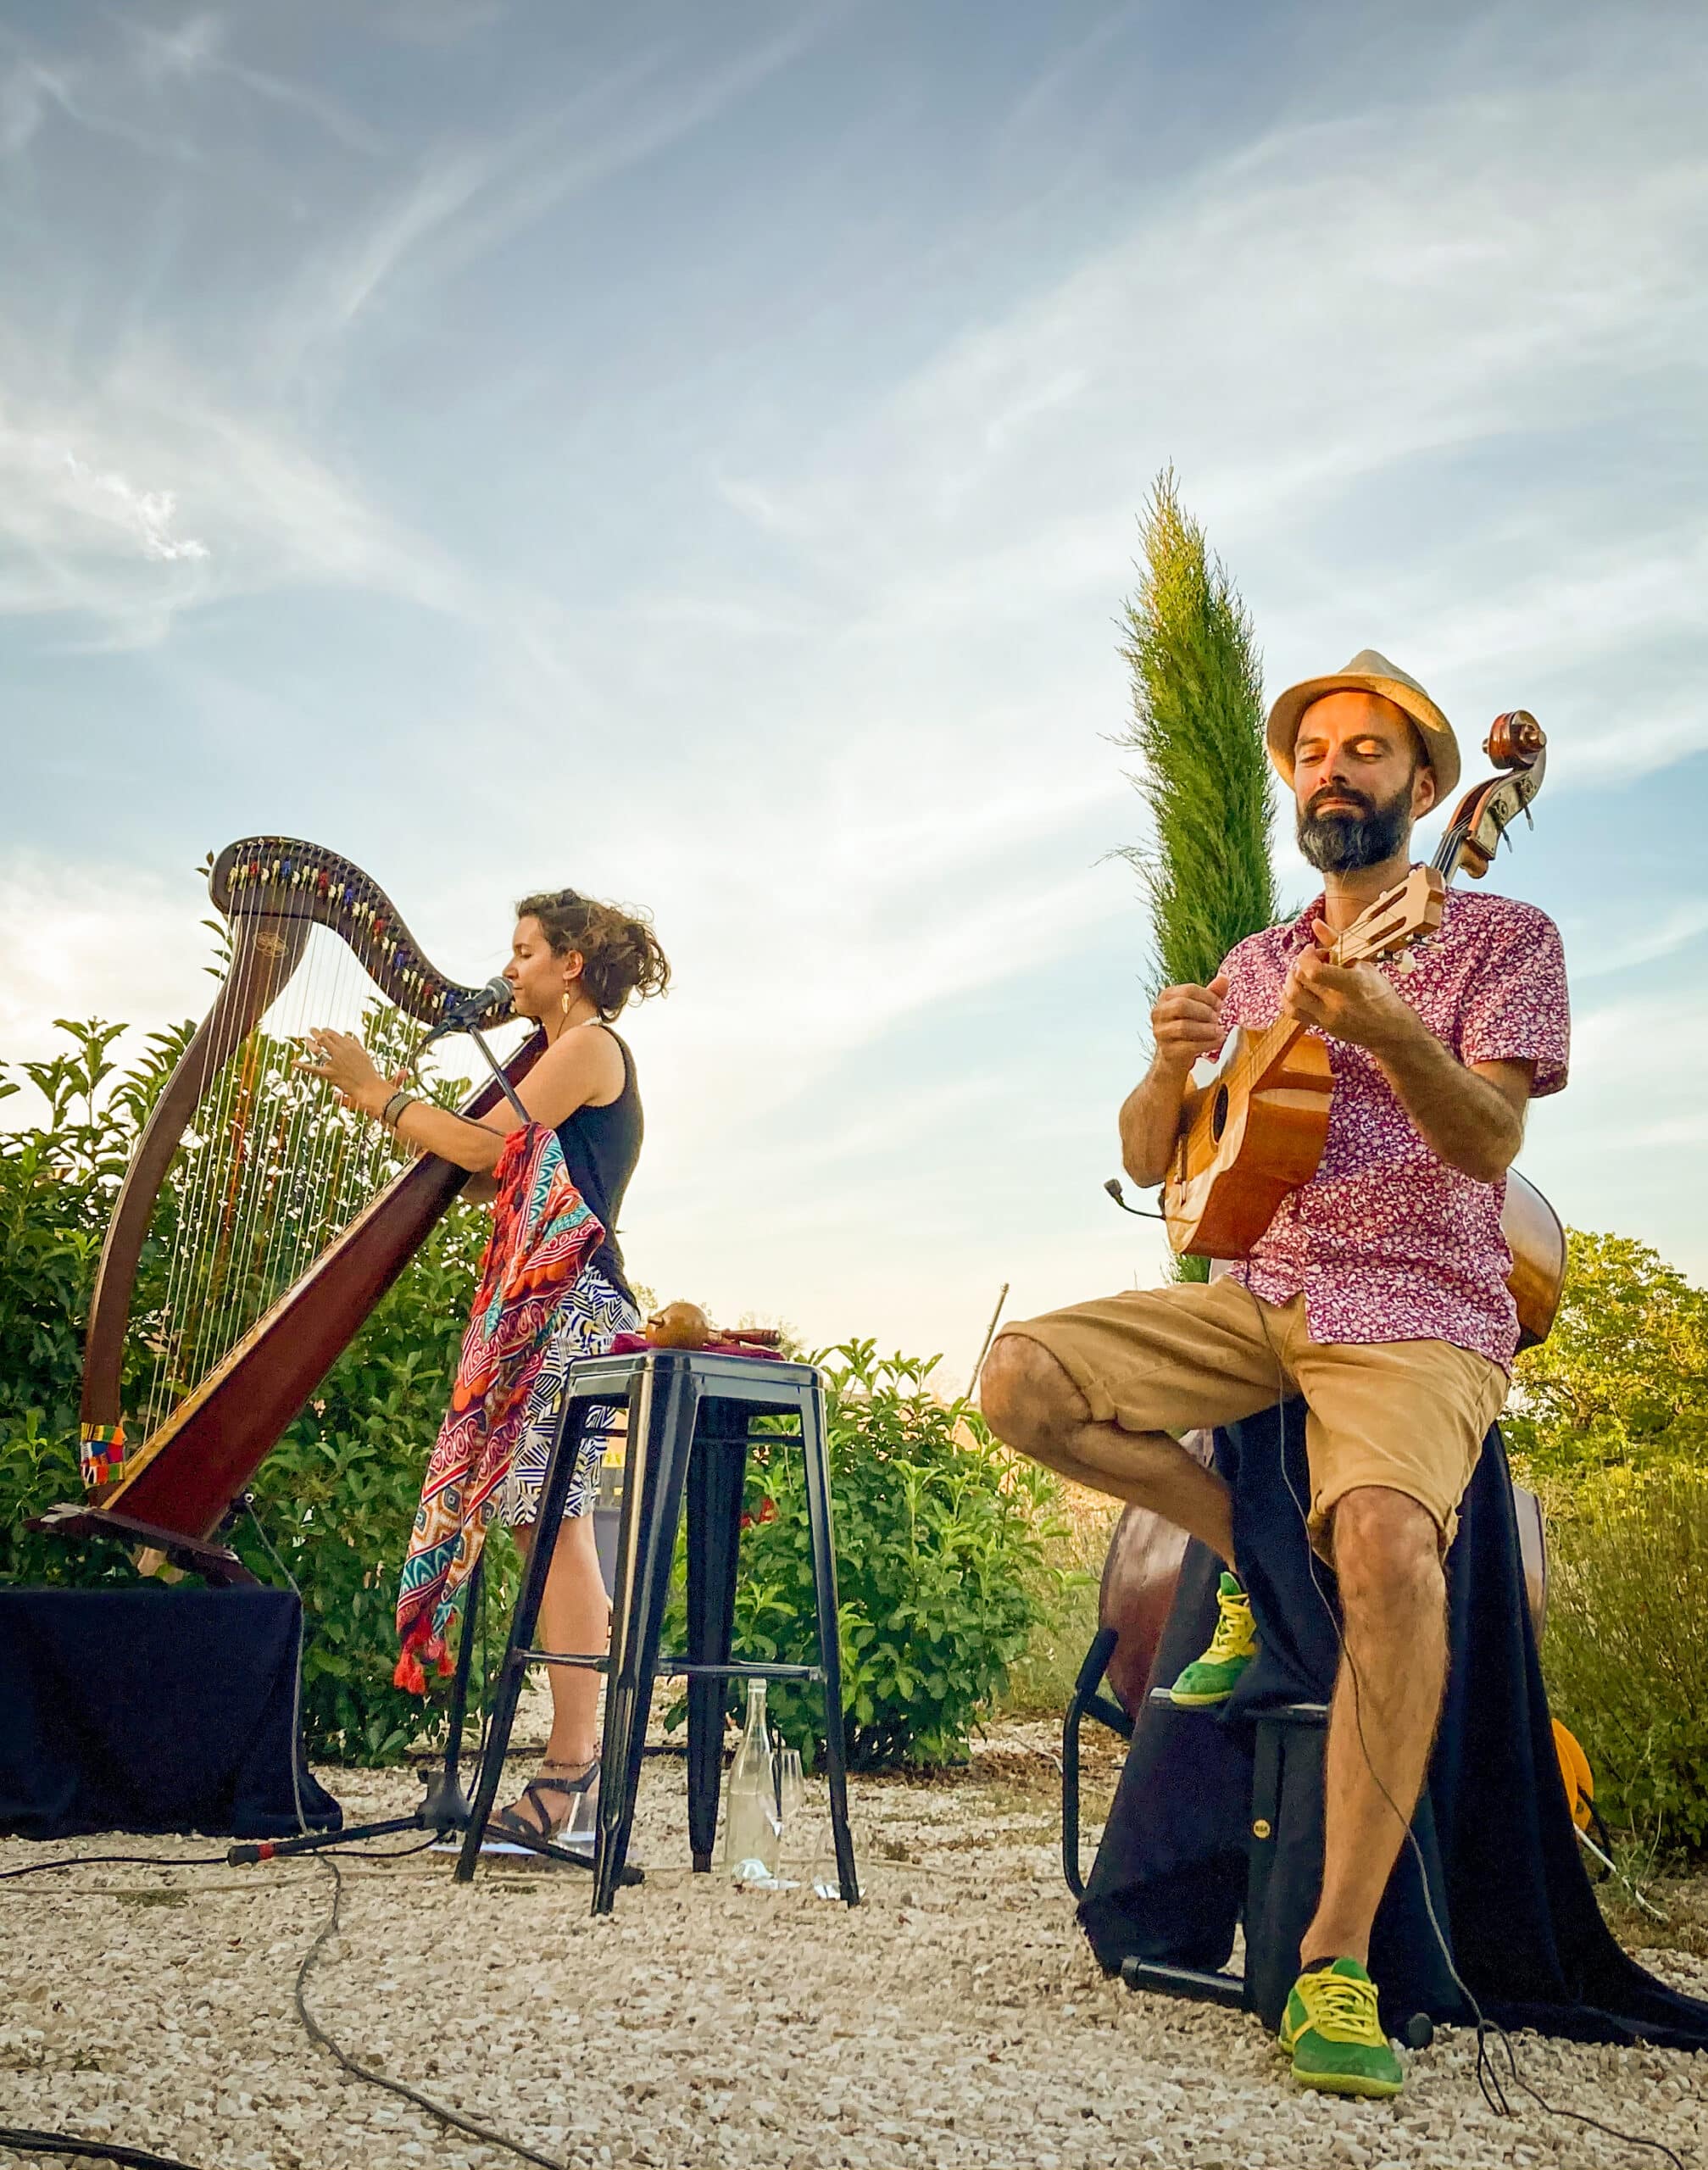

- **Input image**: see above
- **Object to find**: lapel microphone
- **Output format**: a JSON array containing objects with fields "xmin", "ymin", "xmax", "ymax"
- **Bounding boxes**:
[{"xmin": 1105, "ymin": 1177, "xmax": 1167, "ymax": 1221}]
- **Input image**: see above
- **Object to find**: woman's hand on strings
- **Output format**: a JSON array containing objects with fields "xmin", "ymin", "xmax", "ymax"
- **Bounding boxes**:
[{"xmin": 295, "ymin": 1029, "xmax": 399, "ymax": 1116}]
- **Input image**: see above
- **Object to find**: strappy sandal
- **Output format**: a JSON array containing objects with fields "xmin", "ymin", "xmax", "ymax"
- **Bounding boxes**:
[{"xmin": 492, "ymin": 1756, "xmax": 598, "ymax": 1845}]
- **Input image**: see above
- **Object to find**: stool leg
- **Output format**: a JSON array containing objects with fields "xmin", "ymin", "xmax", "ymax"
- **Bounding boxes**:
[
  {"xmin": 685, "ymin": 1400, "xmax": 748, "ymax": 1871},
  {"xmin": 456, "ymin": 1399, "xmax": 592, "ymax": 1882},
  {"xmin": 799, "ymin": 1380, "xmax": 860, "ymax": 1905},
  {"xmin": 594, "ymin": 1355, "xmax": 699, "ymax": 1914}
]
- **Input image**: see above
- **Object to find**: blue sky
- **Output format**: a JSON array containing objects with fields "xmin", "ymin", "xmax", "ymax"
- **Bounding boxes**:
[{"xmin": 3, "ymin": 0, "xmax": 1705, "ymax": 1377}]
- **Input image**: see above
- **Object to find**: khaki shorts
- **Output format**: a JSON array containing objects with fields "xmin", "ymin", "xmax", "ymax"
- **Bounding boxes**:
[{"xmin": 996, "ymin": 1277, "xmax": 1507, "ymax": 1552}]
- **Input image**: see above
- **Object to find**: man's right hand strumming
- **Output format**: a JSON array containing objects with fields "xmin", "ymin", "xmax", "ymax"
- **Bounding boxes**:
[{"xmin": 1118, "ymin": 973, "xmax": 1230, "ymax": 1187}]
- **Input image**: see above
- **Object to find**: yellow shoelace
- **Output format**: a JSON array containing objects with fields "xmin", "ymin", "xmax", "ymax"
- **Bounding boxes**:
[
  {"xmin": 1297, "ymin": 1972, "xmax": 1383, "ymax": 2045},
  {"xmin": 1205, "ymin": 1593, "xmax": 1254, "ymax": 1663}
]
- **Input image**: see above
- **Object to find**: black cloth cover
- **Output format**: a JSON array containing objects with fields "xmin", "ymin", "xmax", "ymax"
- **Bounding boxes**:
[
  {"xmin": 1079, "ymin": 1405, "xmax": 1708, "ymax": 2052},
  {"xmin": 0, "ymin": 1587, "xmax": 341, "ymax": 1840}
]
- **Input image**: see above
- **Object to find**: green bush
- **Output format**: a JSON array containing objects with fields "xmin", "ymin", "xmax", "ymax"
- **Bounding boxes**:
[
  {"xmin": 5, "ymin": 1026, "xmax": 1065, "ymax": 1773},
  {"xmin": 228, "ymin": 1211, "xmax": 516, "ymax": 1765},
  {"xmin": 0, "ymin": 1018, "xmax": 498, "ymax": 1763},
  {"xmin": 1509, "ymin": 1228, "xmax": 1708, "ymax": 1478},
  {"xmin": 1538, "ymin": 1466, "xmax": 1708, "ymax": 1859},
  {"xmin": 670, "ymin": 1341, "xmax": 1064, "ymax": 1769}
]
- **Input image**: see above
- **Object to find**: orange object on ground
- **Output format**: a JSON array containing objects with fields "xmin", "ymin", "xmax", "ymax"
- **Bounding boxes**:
[{"xmin": 1553, "ymin": 1717, "xmax": 1594, "ymax": 1832}]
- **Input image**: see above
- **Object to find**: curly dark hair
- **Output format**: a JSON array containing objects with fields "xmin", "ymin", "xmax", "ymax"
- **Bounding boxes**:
[{"xmin": 515, "ymin": 889, "xmax": 670, "ymax": 1020}]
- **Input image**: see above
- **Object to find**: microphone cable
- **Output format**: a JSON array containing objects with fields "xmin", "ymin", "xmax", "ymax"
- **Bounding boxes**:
[
  {"xmin": 1242, "ymin": 1283, "xmax": 1685, "ymax": 2168},
  {"xmin": 244, "ymin": 1498, "xmax": 570, "ymax": 2168}
]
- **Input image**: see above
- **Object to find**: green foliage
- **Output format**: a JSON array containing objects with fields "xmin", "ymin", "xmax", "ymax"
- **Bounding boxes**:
[
  {"xmin": 1538, "ymin": 1466, "xmax": 1708, "ymax": 1858},
  {"xmin": 1115, "ymin": 466, "xmax": 1278, "ymax": 1279},
  {"xmin": 671, "ymin": 1342, "xmax": 1064, "ymax": 1770},
  {"xmin": 1508, "ymin": 1232, "xmax": 1708, "ymax": 1853},
  {"xmin": 999, "ymin": 1495, "xmax": 1119, "ymax": 1719},
  {"xmin": 1508, "ymin": 1229, "xmax": 1708, "ymax": 1479},
  {"xmin": 0, "ymin": 1017, "xmax": 497, "ymax": 1762},
  {"xmin": 1116, "ymin": 465, "xmax": 1278, "ymax": 998},
  {"xmin": 229, "ymin": 1207, "xmax": 515, "ymax": 1764}
]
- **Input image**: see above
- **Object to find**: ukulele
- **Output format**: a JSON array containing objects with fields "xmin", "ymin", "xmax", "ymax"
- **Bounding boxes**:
[{"xmin": 1162, "ymin": 712, "xmax": 1566, "ymax": 1347}]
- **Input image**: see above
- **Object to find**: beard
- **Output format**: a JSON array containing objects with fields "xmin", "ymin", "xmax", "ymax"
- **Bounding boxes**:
[{"xmin": 1296, "ymin": 782, "xmax": 1413, "ymax": 873}]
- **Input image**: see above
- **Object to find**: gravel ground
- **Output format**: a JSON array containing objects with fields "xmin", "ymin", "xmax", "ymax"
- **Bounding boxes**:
[{"xmin": 2, "ymin": 1717, "xmax": 1703, "ymax": 2170}]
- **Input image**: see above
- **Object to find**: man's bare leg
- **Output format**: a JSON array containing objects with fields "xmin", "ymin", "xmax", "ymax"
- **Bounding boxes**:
[
  {"xmin": 1302, "ymin": 1487, "xmax": 1447, "ymax": 1967},
  {"xmin": 979, "ymin": 1333, "xmax": 1236, "ymax": 1565}
]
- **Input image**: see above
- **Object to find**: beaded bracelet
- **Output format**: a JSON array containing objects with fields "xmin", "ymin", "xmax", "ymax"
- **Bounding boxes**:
[{"xmin": 381, "ymin": 1089, "xmax": 418, "ymax": 1131}]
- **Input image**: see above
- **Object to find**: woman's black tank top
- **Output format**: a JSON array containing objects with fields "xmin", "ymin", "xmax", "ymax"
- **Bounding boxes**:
[{"xmin": 554, "ymin": 1027, "xmax": 643, "ymax": 1304}]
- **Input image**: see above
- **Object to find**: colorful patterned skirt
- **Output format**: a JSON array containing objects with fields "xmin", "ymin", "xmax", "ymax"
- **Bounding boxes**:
[{"xmin": 498, "ymin": 1263, "xmax": 639, "ymax": 1526}]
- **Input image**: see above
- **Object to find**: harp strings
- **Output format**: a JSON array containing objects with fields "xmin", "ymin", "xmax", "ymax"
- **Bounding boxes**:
[{"xmin": 137, "ymin": 919, "xmax": 411, "ymax": 1442}]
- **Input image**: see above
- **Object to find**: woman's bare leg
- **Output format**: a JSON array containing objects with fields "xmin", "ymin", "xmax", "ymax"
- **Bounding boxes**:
[{"xmin": 513, "ymin": 1511, "xmax": 609, "ymax": 1768}]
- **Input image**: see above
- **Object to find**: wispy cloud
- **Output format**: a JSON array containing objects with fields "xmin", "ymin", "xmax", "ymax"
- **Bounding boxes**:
[
  {"xmin": 0, "ymin": 333, "xmax": 476, "ymax": 639},
  {"xmin": 1571, "ymin": 901, "xmax": 1708, "ymax": 981},
  {"xmin": 3, "ymin": 0, "xmax": 1706, "ymax": 1366},
  {"xmin": 276, "ymin": 11, "xmax": 832, "ymax": 382},
  {"xmin": 113, "ymin": 12, "xmax": 384, "ymax": 153},
  {"xmin": 711, "ymin": 43, "xmax": 1708, "ymax": 785}
]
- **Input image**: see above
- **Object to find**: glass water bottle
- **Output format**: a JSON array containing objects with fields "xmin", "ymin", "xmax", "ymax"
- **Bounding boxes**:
[{"xmin": 722, "ymin": 1677, "xmax": 782, "ymax": 1881}]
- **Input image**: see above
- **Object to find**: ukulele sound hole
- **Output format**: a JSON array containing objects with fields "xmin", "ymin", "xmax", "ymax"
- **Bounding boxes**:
[{"xmin": 1211, "ymin": 1084, "xmax": 1230, "ymax": 1142}]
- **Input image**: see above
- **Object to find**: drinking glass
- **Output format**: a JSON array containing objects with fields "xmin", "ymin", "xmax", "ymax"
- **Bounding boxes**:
[{"xmin": 773, "ymin": 1746, "xmax": 804, "ymax": 1855}]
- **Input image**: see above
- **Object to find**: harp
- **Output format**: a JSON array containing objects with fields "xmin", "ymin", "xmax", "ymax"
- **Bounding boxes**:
[{"xmin": 31, "ymin": 837, "xmax": 538, "ymax": 1581}]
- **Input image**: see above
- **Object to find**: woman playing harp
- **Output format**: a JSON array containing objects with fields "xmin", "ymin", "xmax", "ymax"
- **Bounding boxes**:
[{"xmin": 300, "ymin": 888, "xmax": 668, "ymax": 1844}]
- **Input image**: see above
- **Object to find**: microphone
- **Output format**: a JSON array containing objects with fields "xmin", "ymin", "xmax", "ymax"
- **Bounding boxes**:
[
  {"xmin": 421, "ymin": 974, "xmax": 514, "ymax": 1047},
  {"xmin": 1105, "ymin": 1177, "xmax": 1167, "ymax": 1221}
]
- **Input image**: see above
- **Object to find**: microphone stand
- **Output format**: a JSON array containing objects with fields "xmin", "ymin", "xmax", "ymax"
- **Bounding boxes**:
[
  {"xmin": 414, "ymin": 1009, "xmax": 534, "ymax": 1127},
  {"xmin": 459, "ymin": 1019, "xmax": 534, "ymax": 1127}
]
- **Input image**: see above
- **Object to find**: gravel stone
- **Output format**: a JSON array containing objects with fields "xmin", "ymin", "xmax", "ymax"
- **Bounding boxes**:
[{"xmin": 1, "ymin": 1718, "xmax": 1703, "ymax": 2168}]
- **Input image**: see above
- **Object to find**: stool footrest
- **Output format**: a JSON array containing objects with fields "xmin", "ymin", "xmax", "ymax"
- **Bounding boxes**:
[
  {"xmin": 1121, "ymin": 1958, "xmax": 1246, "ymax": 2009},
  {"xmin": 1143, "ymin": 1689, "xmax": 1329, "ymax": 1722},
  {"xmin": 514, "ymin": 1650, "xmax": 825, "ymax": 1683}
]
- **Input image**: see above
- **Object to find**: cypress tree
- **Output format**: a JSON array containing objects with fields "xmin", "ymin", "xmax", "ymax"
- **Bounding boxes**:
[
  {"xmin": 1116, "ymin": 466, "xmax": 1277, "ymax": 994},
  {"xmin": 1115, "ymin": 468, "xmax": 1277, "ymax": 1276}
]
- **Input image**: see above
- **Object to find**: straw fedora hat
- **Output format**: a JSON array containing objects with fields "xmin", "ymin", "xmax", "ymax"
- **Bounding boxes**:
[{"xmin": 1266, "ymin": 648, "xmax": 1460, "ymax": 798}]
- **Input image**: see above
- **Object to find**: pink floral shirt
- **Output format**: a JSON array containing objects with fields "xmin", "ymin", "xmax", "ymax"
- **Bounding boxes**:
[{"xmin": 1217, "ymin": 882, "xmax": 1570, "ymax": 1368}]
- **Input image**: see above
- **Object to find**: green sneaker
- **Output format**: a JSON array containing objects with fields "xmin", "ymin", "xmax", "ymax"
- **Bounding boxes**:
[
  {"xmin": 1279, "ymin": 1958, "xmax": 1405, "ymax": 2099},
  {"xmin": 1167, "ymin": 1571, "xmax": 1256, "ymax": 1706}
]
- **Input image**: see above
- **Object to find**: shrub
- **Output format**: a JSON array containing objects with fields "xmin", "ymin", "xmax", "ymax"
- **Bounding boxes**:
[
  {"xmin": 1509, "ymin": 1229, "xmax": 1708, "ymax": 1478},
  {"xmin": 0, "ymin": 1018, "xmax": 495, "ymax": 1763},
  {"xmin": 999, "ymin": 1484, "xmax": 1119, "ymax": 1719},
  {"xmin": 228, "ymin": 1207, "xmax": 515, "ymax": 1764},
  {"xmin": 1538, "ymin": 1466, "xmax": 1708, "ymax": 1859},
  {"xmin": 671, "ymin": 1341, "xmax": 1064, "ymax": 1769}
]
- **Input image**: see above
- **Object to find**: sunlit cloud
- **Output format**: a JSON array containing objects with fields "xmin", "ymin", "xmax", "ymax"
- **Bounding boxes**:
[{"xmin": 1, "ymin": 0, "xmax": 1705, "ymax": 1370}]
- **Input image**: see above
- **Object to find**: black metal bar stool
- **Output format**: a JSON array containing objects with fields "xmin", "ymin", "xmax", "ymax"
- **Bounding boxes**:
[
  {"xmin": 1116, "ymin": 1692, "xmax": 1332, "ymax": 2025},
  {"xmin": 1114, "ymin": 1693, "xmax": 1436, "ymax": 2045},
  {"xmin": 455, "ymin": 1346, "xmax": 861, "ymax": 1915}
]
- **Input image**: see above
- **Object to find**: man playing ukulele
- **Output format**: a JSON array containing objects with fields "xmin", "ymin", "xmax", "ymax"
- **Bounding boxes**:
[{"xmin": 980, "ymin": 650, "xmax": 1569, "ymax": 2099}]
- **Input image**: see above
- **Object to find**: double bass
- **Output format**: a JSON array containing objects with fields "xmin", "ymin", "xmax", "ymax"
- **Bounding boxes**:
[{"xmin": 31, "ymin": 837, "xmax": 536, "ymax": 1580}]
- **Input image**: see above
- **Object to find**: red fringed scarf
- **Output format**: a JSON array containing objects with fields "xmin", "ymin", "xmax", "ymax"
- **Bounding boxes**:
[{"xmin": 393, "ymin": 1123, "xmax": 603, "ymax": 1690}]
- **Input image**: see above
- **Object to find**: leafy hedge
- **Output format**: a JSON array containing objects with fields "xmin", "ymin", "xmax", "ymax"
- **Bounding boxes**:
[
  {"xmin": 0, "ymin": 1018, "xmax": 504, "ymax": 1762},
  {"xmin": 4, "ymin": 1022, "xmax": 1058, "ymax": 1773},
  {"xmin": 1538, "ymin": 1466, "xmax": 1708, "ymax": 1857},
  {"xmin": 1510, "ymin": 1228, "xmax": 1708, "ymax": 1856},
  {"xmin": 670, "ymin": 1341, "xmax": 1063, "ymax": 1768}
]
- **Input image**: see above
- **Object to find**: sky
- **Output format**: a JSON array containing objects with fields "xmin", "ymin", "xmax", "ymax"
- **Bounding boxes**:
[{"xmin": 2, "ymin": 0, "xmax": 1705, "ymax": 1383}]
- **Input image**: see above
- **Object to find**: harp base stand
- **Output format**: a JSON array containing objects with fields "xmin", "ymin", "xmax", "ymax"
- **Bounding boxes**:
[
  {"xmin": 26, "ymin": 1503, "xmax": 259, "ymax": 1587},
  {"xmin": 223, "ymin": 1553, "xmax": 606, "ymax": 1877}
]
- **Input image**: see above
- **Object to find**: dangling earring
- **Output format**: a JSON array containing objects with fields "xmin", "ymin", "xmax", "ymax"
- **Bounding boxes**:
[{"xmin": 561, "ymin": 989, "xmax": 573, "ymax": 1018}]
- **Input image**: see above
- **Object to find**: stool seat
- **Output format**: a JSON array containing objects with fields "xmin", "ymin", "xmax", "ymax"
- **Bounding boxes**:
[{"xmin": 457, "ymin": 1346, "xmax": 860, "ymax": 1913}]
